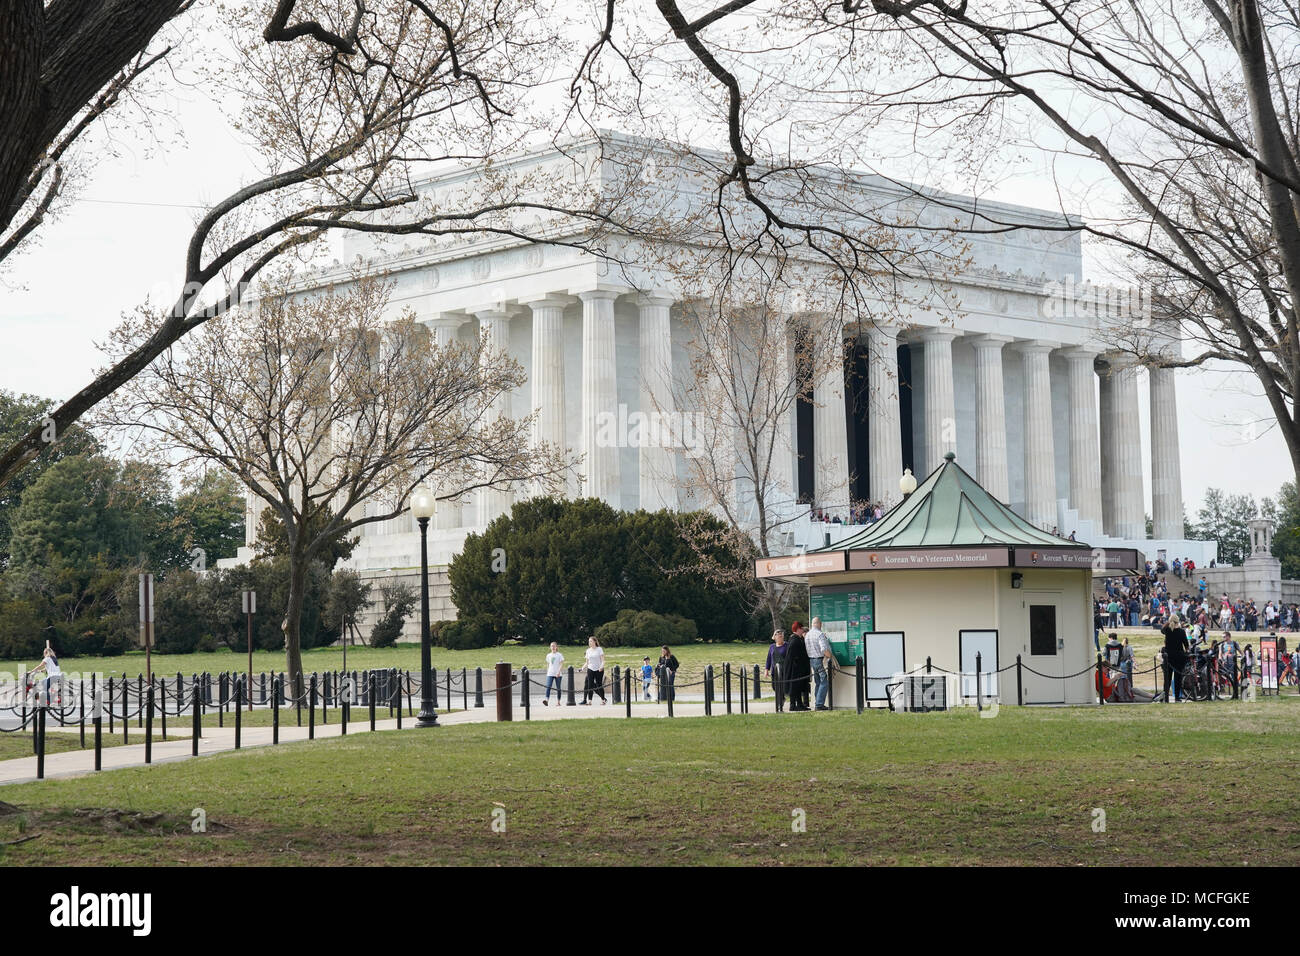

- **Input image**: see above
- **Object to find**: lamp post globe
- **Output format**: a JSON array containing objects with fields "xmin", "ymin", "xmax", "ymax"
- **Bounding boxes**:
[
  {"xmin": 410, "ymin": 487, "xmax": 439, "ymax": 726},
  {"xmin": 899, "ymin": 469, "xmax": 917, "ymax": 497}
]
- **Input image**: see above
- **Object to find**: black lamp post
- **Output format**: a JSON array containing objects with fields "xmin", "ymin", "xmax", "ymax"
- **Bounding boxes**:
[{"xmin": 411, "ymin": 487, "xmax": 439, "ymax": 727}]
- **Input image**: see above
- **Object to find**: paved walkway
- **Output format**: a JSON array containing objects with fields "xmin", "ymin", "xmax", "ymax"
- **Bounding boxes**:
[{"xmin": 0, "ymin": 697, "xmax": 782, "ymax": 786}]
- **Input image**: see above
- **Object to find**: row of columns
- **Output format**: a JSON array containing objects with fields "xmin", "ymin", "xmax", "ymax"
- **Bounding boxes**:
[
  {"xmin": 427, "ymin": 289, "xmax": 679, "ymax": 529},
  {"xmin": 817, "ymin": 329, "xmax": 1183, "ymax": 541}
]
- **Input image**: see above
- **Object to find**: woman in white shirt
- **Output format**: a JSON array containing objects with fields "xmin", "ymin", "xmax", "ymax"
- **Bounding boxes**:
[
  {"xmin": 581, "ymin": 637, "xmax": 607, "ymax": 704},
  {"xmin": 542, "ymin": 642, "xmax": 565, "ymax": 706}
]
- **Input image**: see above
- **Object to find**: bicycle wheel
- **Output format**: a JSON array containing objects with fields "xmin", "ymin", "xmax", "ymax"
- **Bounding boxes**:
[{"xmin": 1182, "ymin": 668, "xmax": 1206, "ymax": 701}]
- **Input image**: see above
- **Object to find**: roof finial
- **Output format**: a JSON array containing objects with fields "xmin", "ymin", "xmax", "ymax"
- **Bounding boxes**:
[{"xmin": 943, "ymin": 451, "xmax": 956, "ymax": 462}]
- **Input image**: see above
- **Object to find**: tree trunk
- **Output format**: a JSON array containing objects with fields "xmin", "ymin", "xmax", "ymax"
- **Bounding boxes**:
[{"xmin": 284, "ymin": 553, "xmax": 308, "ymax": 699}]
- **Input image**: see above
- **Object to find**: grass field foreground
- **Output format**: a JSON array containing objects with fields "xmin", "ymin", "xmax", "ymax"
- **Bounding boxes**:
[{"xmin": 2, "ymin": 697, "xmax": 1298, "ymax": 866}]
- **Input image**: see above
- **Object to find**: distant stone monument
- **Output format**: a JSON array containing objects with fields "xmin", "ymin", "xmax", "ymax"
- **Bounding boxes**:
[{"xmin": 1203, "ymin": 518, "xmax": 1282, "ymax": 606}]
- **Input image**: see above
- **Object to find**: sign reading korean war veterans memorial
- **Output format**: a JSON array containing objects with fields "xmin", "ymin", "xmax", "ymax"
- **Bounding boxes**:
[
  {"xmin": 810, "ymin": 583, "xmax": 875, "ymax": 665},
  {"xmin": 848, "ymin": 547, "xmax": 1010, "ymax": 571}
]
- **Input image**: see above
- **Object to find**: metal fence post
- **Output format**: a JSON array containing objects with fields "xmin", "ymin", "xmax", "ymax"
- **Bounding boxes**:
[
  {"xmin": 475, "ymin": 667, "xmax": 484, "ymax": 708},
  {"xmin": 856, "ymin": 655, "xmax": 864, "ymax": 714},
  {"xmin": 725, "ymin": 662, "xmax": 732, "ymax": 714},
  {"xmin": 612, "ymin": 665, "xmax": 621, "ymax": 704},
  {"xmin": 975, "ymin": 651, "xmax": 983, "ymax": 713},
  {"xmin": 369, "ymin": 672, "xmax": 377, "ymax": 731},
  {"xmin": 1096, "ymin": 653, "xmax": 1105, "ymax": 705},
  {"xmin": 35, "ymin": 694, "xmax": 45, "ymax": 780},
  {"xmin": 1016, "ymin": 654, "xmax": 1023, "ymax": 706},
  {"xmin": 273, "ymin": 676, "xmax": 280, "ymax": 745},
  {"xmin": 145, "ymin": 682, "xmax": 154, "ymax": 764},
  {"xmin": 309, "ymin": 673, "xmax": 317, "ymax": 739},
  {"xmin": 522, "ymin": 667, "xmax": 530, "ymax": 721},
  {"xmin": 705, "ymin": 665, "xmax": 713, "ymax": 716},
  {"xmin": 234, "ymin": 677, "xmax": 242, "ymax": 750},
  {"xmin": 566, "ymin": 665, "xmax": 577, "ymax": 706},
  {"xmin": 625, "ymin": 668, "xmax": 632, "ymax": 718}
]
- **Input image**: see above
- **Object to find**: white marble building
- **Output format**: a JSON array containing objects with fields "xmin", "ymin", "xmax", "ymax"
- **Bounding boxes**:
[{"xmin": 231, "ymin": 134, "xmax": 1213, "ymax": 620}]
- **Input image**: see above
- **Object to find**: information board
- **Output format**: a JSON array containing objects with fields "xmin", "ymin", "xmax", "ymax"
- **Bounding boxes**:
[
  {"xmin": 1261, "ymin": 635, "xmax": 1278, "ymax": 691},
  {"xmin": 810, "ymin": 583, "xmax": 875, "ymax": 665}
]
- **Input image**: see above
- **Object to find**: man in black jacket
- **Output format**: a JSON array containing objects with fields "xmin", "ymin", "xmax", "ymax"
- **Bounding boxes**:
[
  {"xmin": 1162, "ymin": 617, "xmax": 1190, "ymax": 702},
  {"xmin": 784, "ymin": 624, "xmax": 812, "ymax": 711}
]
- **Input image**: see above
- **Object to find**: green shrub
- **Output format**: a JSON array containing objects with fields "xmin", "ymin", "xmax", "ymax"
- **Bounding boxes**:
[
  {"xmin": 369, "ymin": 584, "xmax": 415, "ymax": 648},
  {"xmin": 439, "ymin": 616, "xmax": 497, "ymax": 650},
  {"xmin": 594, "ymin": 609, "xmax": 697, "ymax": 647}
]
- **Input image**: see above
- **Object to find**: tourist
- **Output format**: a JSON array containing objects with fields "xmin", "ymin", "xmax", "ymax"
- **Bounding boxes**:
[
  {"xmin": 1243, "ymin": 643, "xmax": 1255, "ymax": 684},
  {"xmin": 542, "ymin": 641, "xmax": 565, "ymax": 705},
  {"xmin": 1103, "ymin": 632, "xmax": 1123, "ymax": 669},
  {"xmin": 658, "ymin": 645, "xmax": 679, "ymax": 701},
  {"xmin": 29, "ymin": 642, "xmax": 61, "ymax": 702},
  {"xmin": 804, "ymin": 617, "xmax": 834, "ymax": 711},
  {"xmin": 1121, "ymin": 637, "xmax": 1134, "ymax": 682},
  {"xmin": 765, "ymin": 629, "xmax": 788, "ymax": 712},
  {"xmin": 640, "ymin": 657, "xmax": 654, "ymax": 700},
  {"xmin": 785, "ymin": 623, "xmax": 812, "ymax": 711},
  {"xmin": 581, "ymin": 636, "xmax": 607, "ymax": 704},
  {"xmin": 1107, "ymin": 597, "xmax": 1122, "ymax": 629},
  {"xmin": 1161, "ymin": 616, "xmax": 1190, "ymax": 703}
]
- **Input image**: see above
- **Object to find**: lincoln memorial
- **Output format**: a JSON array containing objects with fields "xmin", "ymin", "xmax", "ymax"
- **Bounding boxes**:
[{"xmin": 229, "ymin": 133, "xmax": 1211, "ymax": 618}]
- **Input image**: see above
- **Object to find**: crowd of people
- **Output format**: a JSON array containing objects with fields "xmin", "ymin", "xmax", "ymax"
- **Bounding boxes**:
[
  {"xmin": 1096, "ymin": 559, "xmax": 1297, "ymax": 634},
  {"xmin": 809, "ymin": 501, "xmax": 887, "ymax": 525}
]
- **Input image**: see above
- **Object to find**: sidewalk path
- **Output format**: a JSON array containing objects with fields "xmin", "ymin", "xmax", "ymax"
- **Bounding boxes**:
[{"xmin": 0, "ymin": 698, "xmax": 782, "ymax": 786}]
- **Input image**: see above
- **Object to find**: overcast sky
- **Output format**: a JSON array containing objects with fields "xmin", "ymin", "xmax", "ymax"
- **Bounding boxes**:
[{"xmin": 0, "ymin": 47, "xmax": 1286, "ymax": 519}]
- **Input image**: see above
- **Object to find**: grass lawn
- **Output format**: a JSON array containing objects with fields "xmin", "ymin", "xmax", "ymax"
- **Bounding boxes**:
[
  {"xmin": 0, "ymin": 642, "xmax": 771, "ymax": 689},
  {"xmin": 2, "ymin": 696, "xmax": 1298, "ymax": 866}
]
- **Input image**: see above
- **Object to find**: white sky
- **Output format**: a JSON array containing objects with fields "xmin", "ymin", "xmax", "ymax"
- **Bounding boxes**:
[{"xmin": 0, "ymin": 14, "xmax": 1288, "ymax": 517}]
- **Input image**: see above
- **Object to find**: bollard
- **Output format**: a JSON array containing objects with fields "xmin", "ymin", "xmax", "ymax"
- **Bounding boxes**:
[
  {"xmin": 827, "ymin": 662, "xmax": 834, "ymax": 710},
  {"xmin": 191, "ymin": 677, "xmax": 201, "ymax": 756},
  {"xmin": 445, "ymin": 668, "xmax": 452, "ymax": 714},
  {"xmin": 341, "ymin": 673, "xmax": 349, "ymax": 736},
  {"xmin": 296, "ymin": 672, "xmax": 303, "ymax": 727},
  {"xmin": 856, "ymin": 656, "xmax": 864, "ymax": 714},
  {"xmin": 235, "ymin": 678, "xmax": 242, "ymax": 750},
  {"xmin": 309, "ymin": 673, "xmax": 317, "ymax": 739},
  {"xmin": 35, "ymin": 696, "xmax": 45, "ymax": 780},
  {"xmin": 158, "ymin": 676, "xmax": 167, "ymax": 740},
  {"xmin": 79, "ymin": 678, "xmax": 86, "ymax": 748},
  {"xmin": 612, "ymin": 665, "xmax": 621, "ymax": 704},
  {"xmin": 462, "ymin": 667, "xmax": 468, "ymax": 711},
  {"xmin": 740, "ymin": 667, "xmax": 747, "ymax": 714},
  {"xmin": 1096, "ymin": 654, "xmax": 1105, "ymax": 705},
  {"xmin": 122, "ymin": 676, "xmax": 129, "ymax": 745},
  {"xmin": 625, "ymin": 668, "xmax": 632, "ymax": 718},
  {"xmin": 369, "ymin": 672, "xmax": 377, "ymax": 732},
  {"xmin": 145, "ymin": 683, "xmax": 154, "ymax": 764},
  {"xmin": 705, "ymin": 665, "xmax": 713, "ymax": 716},
  {"xmin": 260, "ymin": 672, "xmax": 267, "ymax": 707},
  {"xmin": 321, "ymin": 671, "xmax": 328, "ymax": 725},
  {"xmin": 522, "ymin": 667, "xmax": 530, "ymax": 721},
  {"xmin": 667, "ymin": 670, "xmax": 674, "ymax": 718},
  {"xmin": 279, "ymin": 672, "xmax": 286, "ymax": 706},
  {"xmin": 273, "ymin": 676, "xmax": 280, "ymax": 745},
  {"xmin": 218, "ymin": 673, "xmax": 226, "ymax": 728},
  {"xmin": 137, "ymin": 674, "xmax": 144, "ymax": 728},
  {"xmin": 1016, "ymin": 655, "xmax": 1024, "ymax": 706},
  {"xmin": 753, "ymin": 664, "xmax": 761, "ymax": 700},
  {"xmin": 475, "ymin": 668, "xmax": 484, "ymax": 708},
  {"xmin": 496, "ymin": 662, "xmax": 513, "ymax": 722},
  {"xmin": 93, "ymin": 693, "xmax": 102, "ymax": 771},
  {"xmin": 975, "ymin": 651, "xmax": 983, "ymax": 713},
  {"xmin": 431, "ymin": 667, "xmax": 439, "ymax": 709},
  {"xmin": 566, "ymin": 666, "xmax": 577, "ymax": 706},
  {"xmin": 725, "ymin": 663, "xmax": 733, "ymax": 714},
  {"xmin": 520, "ymin": 665, "xmax": 529, "ymax": 708}
]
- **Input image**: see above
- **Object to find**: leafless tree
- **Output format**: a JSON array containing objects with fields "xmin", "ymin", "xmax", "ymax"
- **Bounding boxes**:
[{"xmin": 97, "ymin": 273, "xmax": 566, "ymax": 690}]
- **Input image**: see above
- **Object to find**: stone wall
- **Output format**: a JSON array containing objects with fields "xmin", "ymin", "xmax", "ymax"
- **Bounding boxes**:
[{"xmin": 351, "ymin": 566, "xmax": 456, "ymax": 644}]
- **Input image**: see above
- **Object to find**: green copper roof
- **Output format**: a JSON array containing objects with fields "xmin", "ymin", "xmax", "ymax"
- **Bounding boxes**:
[{"xmin": 820, "ymin": 452, "xmax": 1085, "ymax": 551}]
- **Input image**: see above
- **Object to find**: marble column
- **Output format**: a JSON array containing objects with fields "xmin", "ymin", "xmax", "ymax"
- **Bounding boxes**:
[
  {"xmin": 770, "ymin": 317, "xmax": 797, "ymax": 513},
  {"xmin": 813, "ymin": 321, "xmax": 850, "ymax": 509},
  {"xmin": 1111, "ymin": 359, "xmax": 1146, "ymax": 540},
  {"xmin": 637, "ymin": 294, "xmax": 676, "ymax": 511},
  {"xmin": 429, "ymin": 314, "xmax": 464, "ymax": 530},
  {"xmin": 1149, "ymin": 366, "xmax": 1184, "ymax": 540},
  {"xmin": 921, "ymin": 329, "xmax": 958, "ymax": 476},
  {"xmin": 866, "ymin": 324, "xmax": 903, "ymax": 506},
  {"xmin": 579, "ymin": 289, "xmax": 620, "ymax": 506},
  {"xmin": 1062, "ymin": 348, "xmax": 1104, "ymax": 530},
  {"xmin": 970, "ymin": 334, "xmax": 1010, "ymax": 502},
  {"xmin": 523, "ymin": 296, "xmax": 571, "ymax": 497},
  {"xmin": 1018, "ymin": 340, "xmax": 1058, "ymax": 531},
  {"xmin": 475, "ymin": 308, "xmax": 514, "ymax": 525},
  {"xmin": 1098, "ymin": 361, "xmax": 1117, "ymax": 536}
]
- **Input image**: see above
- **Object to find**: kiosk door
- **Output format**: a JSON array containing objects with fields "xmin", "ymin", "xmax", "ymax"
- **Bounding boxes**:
[
  {"xmin": 959, "ymin": 630, "xmax": 999, "ymax": 701},
  {"xmin": 1021, "ymin": 593, "xmax": 1064, "ymax": 703}
]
